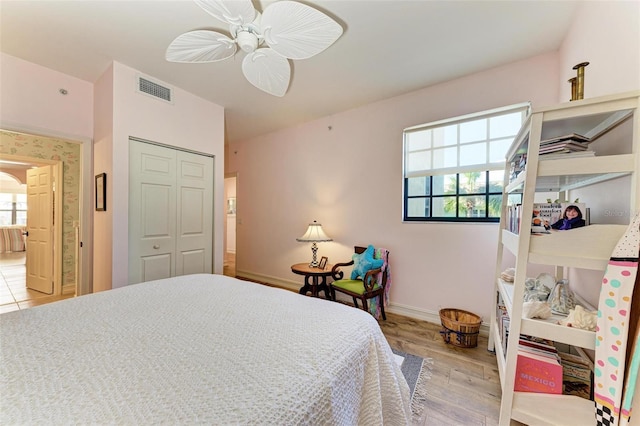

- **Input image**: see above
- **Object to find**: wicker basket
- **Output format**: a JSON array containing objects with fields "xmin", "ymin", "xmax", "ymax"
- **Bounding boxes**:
[{"xmin": 439, "ymin": 308, "xmax": 482, "ymax": 348}]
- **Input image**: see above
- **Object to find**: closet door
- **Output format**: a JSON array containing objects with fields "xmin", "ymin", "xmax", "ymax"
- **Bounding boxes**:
[
  {"xmin": 176, "ymin": 151, "xmax": 213, "ymax": 276},
  {"xmin": 129, "ymin": 142, "xmax": 177, "ymax": 284},
  {"xmin": 129, "ymin": 140, "xmax": 214, "ymax": 285}
]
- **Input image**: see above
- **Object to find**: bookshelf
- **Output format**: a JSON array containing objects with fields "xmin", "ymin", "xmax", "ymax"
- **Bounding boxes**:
[{"xmin": 489, "ymin": 91, "xmax": 640, "ymax": 426}]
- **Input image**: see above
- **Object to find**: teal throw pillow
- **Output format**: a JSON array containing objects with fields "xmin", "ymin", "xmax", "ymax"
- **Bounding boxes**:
[{"xmin": 351, "ymin": 245, "xmax": 384, "ymax": 280}]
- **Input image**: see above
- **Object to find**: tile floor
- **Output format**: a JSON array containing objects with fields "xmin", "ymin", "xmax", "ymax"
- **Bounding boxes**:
[
  {"xmin": 0, "ymin": 253, "xmax": 73, "ymax": 314},
  {"xmin": 0, "ymin": 251, "xmax": 236, "ymax": 315}
]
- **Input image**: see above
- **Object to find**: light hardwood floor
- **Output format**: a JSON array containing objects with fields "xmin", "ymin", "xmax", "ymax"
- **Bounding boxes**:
[
  {"xmin": 380, "ymin": 313, "xmax": 501, "ymax": 425},
  {"xmin": 2, "ymin": 252, "xmax": 502, "ymax": 425}
]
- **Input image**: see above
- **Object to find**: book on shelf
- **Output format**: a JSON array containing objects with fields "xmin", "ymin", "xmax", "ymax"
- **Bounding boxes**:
[
  {"xmin": 555, "ymin": 202, "xmax": 589, "ymax": 230},
  {"xmin": 514, "ymin": 342, "xmax": 563, "ymax": 394},
  {"xmin": 495, "ymin": 293, "xmax": 510, "ymax": 354},
  {"xmin": 559, "ymin": 351, "xmax": 593, "ymax": 400},
  {"xmin": 518, "ymin": 337, "xmax": 558, "ymax": 355},
  {"xmin": 502, "ymin": 317, "xmax": 510, "ymax": 355},
  {"xmin": 539, "ymin": 133, "xmax": 590, "ymax": 145},
  {"xmin": 531, "ymin": 202, "xmax": 589, "ymax": 233},
  {"xmin": 539, "ymin": 150, "xmax": 596, "ymax": 160},
  {"xmin": 507, "ymin": 204, "xmax": 522, "ymax": 233},
  {"xmin": 531, "ymin": 203, "xmax": 562, "ymax": 234},
  {"xmin": 539, "ymin": 133, "xmax": 590, "ymax": 156},
  {"xmin": 539, "ymin": 142, "xmax": 589, "ymax": 154}
]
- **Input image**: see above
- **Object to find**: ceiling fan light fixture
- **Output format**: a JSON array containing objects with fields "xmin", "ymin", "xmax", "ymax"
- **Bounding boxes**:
[
  {"xmin": 168, "ymin": 0, "xmax": 343, "ymax": 96},
  {"xmin": 236, "ymin": 31, "xmax": 259, "ymax": 53}
]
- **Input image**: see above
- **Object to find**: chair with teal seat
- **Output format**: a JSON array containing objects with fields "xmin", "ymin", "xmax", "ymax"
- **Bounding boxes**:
[{"xmin": 329, "ymin": 245, "xmax": 390, "ymax": 320}]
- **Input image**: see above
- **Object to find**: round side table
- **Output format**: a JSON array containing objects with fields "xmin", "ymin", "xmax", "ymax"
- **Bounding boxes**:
[{"xmin": 291, "ymin": 263, "xmax": 334, "ymax": 299}]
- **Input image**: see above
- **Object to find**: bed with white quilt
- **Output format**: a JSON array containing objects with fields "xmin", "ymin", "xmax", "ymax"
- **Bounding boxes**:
[{"xmin": 0, "ymin": 274, "xmax": 410, "ymax": 425}]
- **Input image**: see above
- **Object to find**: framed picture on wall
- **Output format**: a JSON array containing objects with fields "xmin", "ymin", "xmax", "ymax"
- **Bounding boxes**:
[
  {"xmin": 95, "ymin": 173, "xmax": 106, "ymax": 211},
  {"xmin": 227, "ymin": 197, "xmax": 236, "ymax": 215}
]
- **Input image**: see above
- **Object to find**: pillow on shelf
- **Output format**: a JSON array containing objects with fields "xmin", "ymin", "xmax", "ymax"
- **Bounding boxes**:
[{"xmin": 351, "ymin": 245, "xmax": 384, "ymax": 280}]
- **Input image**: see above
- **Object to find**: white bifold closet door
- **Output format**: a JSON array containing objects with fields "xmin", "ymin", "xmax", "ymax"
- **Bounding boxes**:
[{"xmin": 128, "ymin": 140, "xmax": 213, "ymax": 284}]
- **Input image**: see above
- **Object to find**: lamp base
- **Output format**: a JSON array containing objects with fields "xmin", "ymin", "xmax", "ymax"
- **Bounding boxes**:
[{"xmin": 309, "ymin": 242, "xmax": 319, "ymax": 268}]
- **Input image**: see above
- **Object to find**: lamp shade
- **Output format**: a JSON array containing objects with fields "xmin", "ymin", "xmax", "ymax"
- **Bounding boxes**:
[{"xmin": 296, "ymin": 220, "xmax": 332, "ymax": 242}]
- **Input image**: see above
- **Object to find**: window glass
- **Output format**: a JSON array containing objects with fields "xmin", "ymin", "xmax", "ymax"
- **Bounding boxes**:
[
  {"xmin": 460, "ymin": 119, "xmax": 486, "ymax": 143},
  {"xmin": 407, "ymin": 151, "xmax": 431, "ymax": 174},
  {"xmin": 490, "ymin": 112, "xmax": 523, "ymax": 138},
  {"xmin": 406, "ymin": 130, "xmax": 431, "ymax": 150},
  {"xmin": 432, "ymin": 174, "xmax": 456, "ymax": 196},
  {"xmin": 407, "ymin": 177, "xmax": 430, "ymax": 196},
  {"xmin": 432, "ymin": 147, "xmax": 457, "ymax": 169},
  {"xmin": 431, "ymin": 197, "xmax": 457, "ymax": 217},
  {"xmin": 432, "ymin": 125, "xmax": 457, "ymax": 147},
  {"xmin": 407, "ymin": 198, "xmax": 430, "ymax": 218},
  {"xmin": 16, "ymin": 211, "xmax": 27, "ymax": 225},
  {"xmin": 489, "ymin": 138, "xmax": 513, "ymax": 163},
  {"xmin": 459, "ymin": 172, "xmax": 485, "ymax": 195},
  {"xmin": 402, "ymin": 102, "xmax": 528, "ymax": 222},
  {"xmin": 460, "ymin": 142, "xmax": 486, "ymax": 167}
]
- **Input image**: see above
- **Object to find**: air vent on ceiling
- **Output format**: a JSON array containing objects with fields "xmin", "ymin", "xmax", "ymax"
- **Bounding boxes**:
[{"xmin": 136, "ymin": 76, "xmax": 173, "ymax": 103}]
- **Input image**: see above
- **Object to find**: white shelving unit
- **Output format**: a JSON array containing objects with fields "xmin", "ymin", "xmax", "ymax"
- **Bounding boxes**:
[{"xmin": 489, "ymin": 91, "xmax": 640, "ymax": 425}]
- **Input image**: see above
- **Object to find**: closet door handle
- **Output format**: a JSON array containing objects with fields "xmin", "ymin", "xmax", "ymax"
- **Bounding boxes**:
[{"xmin": 153, "ymin": 245, "xmax": 160, "ymax": 249}]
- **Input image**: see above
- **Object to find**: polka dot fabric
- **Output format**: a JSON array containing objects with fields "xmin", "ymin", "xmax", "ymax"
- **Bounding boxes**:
[{"xmin": 595, "ymin": 212, "xmax": 640, "ymax": 426}]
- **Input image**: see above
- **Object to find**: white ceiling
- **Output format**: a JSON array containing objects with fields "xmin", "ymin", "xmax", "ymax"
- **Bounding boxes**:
[{"xmin": 0, "ymin": 0, "xmax": 581, "ymax": 143}]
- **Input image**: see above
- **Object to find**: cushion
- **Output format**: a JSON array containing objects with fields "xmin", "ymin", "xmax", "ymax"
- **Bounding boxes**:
[
  {"xmin": 351, "ymin": 245, "xmax": 384, "ymax": 280},
  {"xmin": 332, "ymin": 279, "xmax": 380, "ymax": 295}
]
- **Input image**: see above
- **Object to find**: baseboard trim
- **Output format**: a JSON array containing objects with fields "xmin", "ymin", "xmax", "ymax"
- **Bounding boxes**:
[
  {"xmin": 62, "ymin": 284, "xmax": 76, "ymax": 296},
  {"xmin": 236, "ymin": 270, "xmax": 300, "ymax": 292},
  {"xmin": 235, "ymin": 269, "xmax": 489, "ymax": 337}
]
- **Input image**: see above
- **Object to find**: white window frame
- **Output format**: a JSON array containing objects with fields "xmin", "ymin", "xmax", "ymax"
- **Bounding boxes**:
[{"xmin": 403, "ymin": 102, "xmax": 530, "ymax": 222}]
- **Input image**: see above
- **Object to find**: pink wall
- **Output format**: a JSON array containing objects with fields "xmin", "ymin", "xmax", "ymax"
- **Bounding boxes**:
[
  {"xmin": 0, "ymin": 52, "xmax": 95, "ymax": 295},
  {"xmin": 0, "ymin": 53, "xmax": 225, "ymax": 293},
  {"xmin": 0, "ymin": 53, "xmax": 93, "ymax": 139},
  {"xmin": 227, "ymin": 52, "xmax": 560, "ymax": 322},
  {"xmin": 558, "ymin": 1, "xmax": 640, "ymax": 102},
  {"xmin": 227, "ymin": 1, "xmax": 640, "ymax": 323},
  {"xmin": 93, "ymin": 62, "xmax": 225, "ymax": 290},
  {"xmin": 92, "ymin": 64, "xmax": 115, "ymax": 292}
]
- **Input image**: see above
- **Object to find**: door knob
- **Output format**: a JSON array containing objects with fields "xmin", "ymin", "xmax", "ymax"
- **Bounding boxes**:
[{"xmin": 153, "ymin": 245, "xmax": 160, "ymax": 249}]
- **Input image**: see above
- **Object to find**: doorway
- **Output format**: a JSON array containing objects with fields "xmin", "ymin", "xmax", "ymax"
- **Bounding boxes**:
[
  {"xmin": 0, "ymin": 158, "xmax": 62, "ymax": 309},
  {"xmin": 224, "ymin": 174, "xmax": 237, "ymax": 277}
]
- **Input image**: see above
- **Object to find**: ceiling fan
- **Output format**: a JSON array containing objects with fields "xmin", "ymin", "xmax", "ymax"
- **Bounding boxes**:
[{"xmin": 166, "ymin": 0, "xmax": 343, "ymax": 97}]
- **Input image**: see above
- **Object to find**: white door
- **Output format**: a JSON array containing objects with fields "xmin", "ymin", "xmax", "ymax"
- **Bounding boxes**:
[
  {"xmin": 176, "ymin": 151, "xmax": 213, "ymax": 276},
  {"xmin": 26, "ymin": 166, "xmax": 53, "ymax": 294},
  {"xmin": 129, "ymin": 141, "xmax": 213, "ymax": 284}
]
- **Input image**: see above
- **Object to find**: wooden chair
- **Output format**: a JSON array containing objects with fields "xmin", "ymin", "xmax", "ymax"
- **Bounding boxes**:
[{"xmin": 329, "ymin": 246, "xmax": 389, "ymax": 320}]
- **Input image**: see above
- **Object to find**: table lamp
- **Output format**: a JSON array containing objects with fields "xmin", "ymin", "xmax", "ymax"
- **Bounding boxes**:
[{"xmin": 296, "ymin": 220, "xmax": 332, "ymax": 267}]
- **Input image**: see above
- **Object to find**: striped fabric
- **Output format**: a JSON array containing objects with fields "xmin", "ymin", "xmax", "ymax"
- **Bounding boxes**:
[{"xmin": 0, "ymin": 227, "xmax": 26, "ymax": 253}]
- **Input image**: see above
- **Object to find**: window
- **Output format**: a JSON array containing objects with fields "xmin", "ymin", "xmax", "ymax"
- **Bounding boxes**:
[
  {"xmin": 403, "ymin": 103, "xmax": 529, "ymax": 222},
  {"xmin": 0, "ymin": 193, "xmax": 27, "ymax": 226}
]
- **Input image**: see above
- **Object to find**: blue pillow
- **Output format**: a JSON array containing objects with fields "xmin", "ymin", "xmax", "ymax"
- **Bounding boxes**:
[{"xmin": 351, "ymin": 245, "xmax": 384, "ymax": 280}]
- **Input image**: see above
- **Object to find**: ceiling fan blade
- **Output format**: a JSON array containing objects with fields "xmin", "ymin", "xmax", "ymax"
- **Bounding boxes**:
[
  {"xmin": 242, "ymin": 48, "xmax": 291, "ymax": 97},
  {"xmin": 260, "ymin": 1, "xmax": 343, "ymax": 60},
  {"xmin": 193, "ymin": 0, "xmax": 255, "ymax": 26},
  {"xmin": 166, "ymin": 30, "xmax": 237, "ymax": 63}
]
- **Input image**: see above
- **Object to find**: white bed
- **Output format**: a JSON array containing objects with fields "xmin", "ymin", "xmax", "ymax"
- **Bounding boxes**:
[{"xmin": 0, "ymin": 274, "xmax": 410, "ymax": 424}]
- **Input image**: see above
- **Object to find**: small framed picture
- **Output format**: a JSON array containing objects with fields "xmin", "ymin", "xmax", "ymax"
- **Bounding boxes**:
[
  {"xmin": 227, "ymin": 197, "xmax": 236, "ymax": 215},
  {"xmin": 318, "ymin": 256, "xmax": 328, "ymax": 270},
  {"xmin": 95, "ymin": 173, "xmax": 106, "ymax": 211}
]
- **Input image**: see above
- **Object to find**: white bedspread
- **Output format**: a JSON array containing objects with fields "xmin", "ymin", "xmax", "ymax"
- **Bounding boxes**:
[{"xmin": 1, "ymin": 274, "xmax": 410, "ymax": 425}]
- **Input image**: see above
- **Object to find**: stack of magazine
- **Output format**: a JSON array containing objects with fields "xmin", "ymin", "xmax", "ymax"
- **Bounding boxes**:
[{"xmin": 539, "ymin": 133, "xmax": 595, "ymax": 160}]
